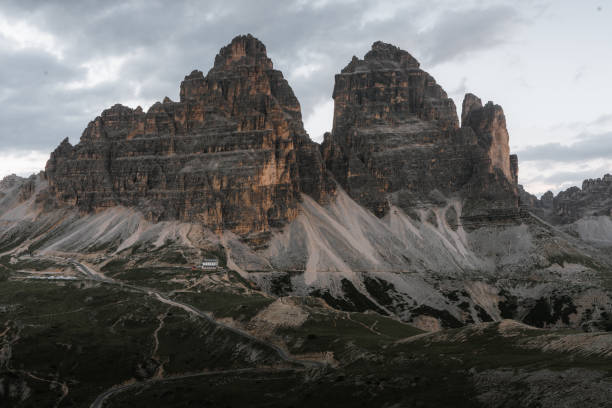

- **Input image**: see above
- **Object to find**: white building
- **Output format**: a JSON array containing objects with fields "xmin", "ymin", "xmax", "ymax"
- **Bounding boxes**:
[{"xmin": 201, "ymin": 258, "xmax": 219, "ymax": 270}]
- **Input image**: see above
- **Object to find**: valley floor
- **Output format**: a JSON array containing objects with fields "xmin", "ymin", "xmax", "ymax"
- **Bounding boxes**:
[{"xmin": 1, "ymin": 254, "xmax": 611, "ymax": 408}]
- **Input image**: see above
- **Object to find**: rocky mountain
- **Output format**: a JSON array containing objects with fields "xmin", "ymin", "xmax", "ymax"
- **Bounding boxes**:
[
  {"xmin": 46, "ymin": 38, "xmax": 519, "ymax": 240},
  {"xmin": 521, "ymin": 175, "xmax": 612, "ymax": 223},
  {"xmin": 45, "ymin": 34, "xmax": 333, "ymax": 246},
  {"xmin": 321, "ymin": 42, "xmax": 518, "ymax": 221},
  {"xmin": 520, "ymin": 174, "xmax": 612, "ymax": 247},
  {"xmin": 1, "ymin": 33, "xmax": 612, "ymax": 408},
  {"xmin": 1, "ymin": 35, "xmax": 611, "ymax": 333}
]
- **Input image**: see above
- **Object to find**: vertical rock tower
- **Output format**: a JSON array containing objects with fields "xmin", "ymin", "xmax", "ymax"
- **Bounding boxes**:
[
  {"xmin": 322, "ymin": 41, "xmax": 518, "ymax": 219},
  {"xmin": 46, "ymin": 34, "xmax": 333, "ymax": 243}
]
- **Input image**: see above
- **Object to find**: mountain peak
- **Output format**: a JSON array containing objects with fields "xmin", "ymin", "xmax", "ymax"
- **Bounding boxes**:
[
  {"xmin": 365, "ymin": 41, "xmax": 420, "ymax": 68},
  {"xmin": 461, "ymin": 93, "xmax": 483, "ymax": 126},
  {"xmin": 341, "ymin": 41, "xmax": 421, "ymax": 73},
  {"xmin": 213, "ymin": 34, "xmax": 272, "ymax": 70}
]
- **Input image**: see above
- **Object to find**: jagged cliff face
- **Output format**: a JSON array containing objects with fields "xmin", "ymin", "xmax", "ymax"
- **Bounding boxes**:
[
  {"xmin": 459, "ymin": 94, "xmax": 519, "ymax": 220},
  {"xmin": 517, "ymin": 176, "xmax": 612, "ymax": 250},
  {"xmin": 45, "ymin": 38, "xmax": 520, "ymax": 238},
  {"xmin": 461, "ymin": 94, "xmax": 515, "ymax": 184},
  {"xmin": 332, "ymin": 42, "xmax": 459, "ymax": 132},
  {"xmin": 521, "ymin": 174, "xmax": 612, "ymax": 225},
  {"xmin": 321, "ymin": 42, "xmax": 518, "ymax": 219},
  {"xmin": 45, "ymin": 35, "xmax": 333, "ymax": 243}
]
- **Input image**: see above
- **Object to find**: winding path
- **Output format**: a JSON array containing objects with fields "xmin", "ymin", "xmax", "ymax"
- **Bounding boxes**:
[{"xmin": 36, "ymin": 256, "xmax": 326, "ymax": 407}]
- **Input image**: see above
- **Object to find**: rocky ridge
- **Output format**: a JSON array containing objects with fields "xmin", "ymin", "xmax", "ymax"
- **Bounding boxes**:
[
  {"xmin": 519, "ymin": 175, "xmax": 612, "ymax": 248},
  {"xmin": 521, "ymin": 174, "xmax": 612, "ymax": 224}
]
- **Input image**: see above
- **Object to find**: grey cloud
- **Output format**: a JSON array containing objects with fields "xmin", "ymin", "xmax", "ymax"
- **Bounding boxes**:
[
  {"xmin": 0, "ymin": 0, "xmax": 538, "ymax": 156},
  {"xmin": 418, "ymin": 4, "xmax": 526, "ymax": 65},
  {"xmin": 517, "ymin": 132, "xmax": 612, "ymax": 163},
  {"xmin": 449, "ymin": 77, "xmax": 469, "ymax": 98},
  {"xmin": 521, "ymin": 166, "xmax": 612, "ymax": 196},
  {"xmin": 539, "ymin": 168, "xmax": 610, "ymax": 186},
  {"xmin": 592, "ymin": 114, "xmax": 612, "ymax": 126},
  {"xmin": 549, "ymin": 114, "xmax": 612, "ymax": 132}
]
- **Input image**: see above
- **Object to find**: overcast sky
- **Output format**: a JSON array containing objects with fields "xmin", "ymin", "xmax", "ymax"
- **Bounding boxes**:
[{"xmin": 0, "ymin": 0, "xmax": 610, "ymax": 196}]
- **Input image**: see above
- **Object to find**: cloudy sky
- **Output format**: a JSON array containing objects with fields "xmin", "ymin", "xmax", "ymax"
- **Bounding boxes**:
[{"xmin": 0, "ymin": 0, "xmax": 610, "ymax": 196}]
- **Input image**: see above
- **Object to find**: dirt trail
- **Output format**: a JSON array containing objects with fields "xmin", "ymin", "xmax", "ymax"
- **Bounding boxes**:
[
  {"xmin": 26, "ymin": 255, "xmax": 327, "ymax": 407},
  {"xmin": 151, "ymin": 311, "xmax": 168, "ymax": 379}
]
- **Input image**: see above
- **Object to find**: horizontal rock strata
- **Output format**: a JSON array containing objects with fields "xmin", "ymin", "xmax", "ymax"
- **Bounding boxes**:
[
  {"xmin": 45, "ymin": 35, "xmax": 334, "ymax": 243},
  {"xmin": 321, "ymin": 42, "xmax": 519, "ymax": 221}
]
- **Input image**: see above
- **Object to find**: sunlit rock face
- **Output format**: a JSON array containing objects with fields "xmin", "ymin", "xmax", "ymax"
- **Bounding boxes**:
[
  {"xmin": 461, "ymin": 94, "xmax": 514, "ymax": 185},
  {"xmin": 321, "ymin": 41, "xmax": 518, "ymax": 220},
  {"xmin": 45, "ymin": 36, "xmax": 521, "ymax": 243},
  {"xmin": 45, "ymin": 34, "xmax": 333, "ymax": 244}
]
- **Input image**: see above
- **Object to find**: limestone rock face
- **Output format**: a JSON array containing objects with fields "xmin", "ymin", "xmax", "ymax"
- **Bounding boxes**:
[
  {"xmin": 462, "ymin": 98, "xmax": 513, "ymax": 183},
  {"xmin": 461, "ymin": 93, "xmax": 482, "ymax": 125},
  {"xmin": 45, "ymin": 34, "xmax": 333, "ymax": 243},
  {"xmin": 510, "ymin": 155, "xmax": 519, "ymax": 186},
  {"xmin": 462, "ymin": 93, "xmax": 517, "ymax": 185},
  {"xmin": 333, "ymin": 42, "xmax": 459, "ymax": 133},
  {"xmin": 459, "ymin": 95, "xmax": 519, "ymax": 220},
  {"xmin": 0, "ymin": 174, "xmax": 24, "ymax": 190},
  {"xmin": 518, "ymin": 185, "xmax": 540, "ymax": 209},
  {"xmin": 45, "ymin": 37, "xmax": 520, "ymax": 240},
  {"xmin": 321, "ymin": 42, "xmax": 518, "ymax": 219}
]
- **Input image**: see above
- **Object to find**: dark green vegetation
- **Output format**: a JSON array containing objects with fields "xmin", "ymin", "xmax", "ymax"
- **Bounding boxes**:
[
  {"xmin": 523, "ymin": 295, "xmax": 578, "ymax": 327},
  {"xmin": 153, "ymin": 309, "xmax": 280, "ymax": 375},
  {"xmin": 311, "ymin": 279, "xmax": 387, "ymax": 315},
  {"xmin": 117, "ymin": 240, "xmax": 204, "ymax": 268},
  {"xmin": 269, "ymin": 273, "xmax": 292, "ymax": 296},
  {"xmin": 100, "ymin": 257, "xmax": 195, "ymax": 291},
  {"xmin": 498, "ymin": 289, "xmax": 518, "ymax": 319},
  {"xmin": 7, "ymin": 257, "xmax": 59, "ymax": 271},
  {"xmin": 411, "ymin": 304, "xmax": 464, "ymax": 328},
  {"xmin": 173, "ymin": 290, "xmax": 274, "ymax": 322},
  {"xmin": 548, "ymin": 251, "xmax": 601, "ymax": 270},
  {"xmin": 0, "ymin": 278, "xmax": 281, "ymax": 407},
  {"xmin": 108, "ymin": 266, "xmax": 189, "ymax": 291},
  {"xmin": 0, "ymin": 264, "xmax": 9, "ymax": 281},
  {"xmin": 105, "ymin": 319, "xmax": 612, "ymax": 408},
  {"xmin": 104, "ymin": 368, "xmax": 478, "ymax": 408},
  {"xmin": 1, "ymin": 280, "xmax": 166, "ymax": 406},
  {"xmin": 398, "ymin": 323, "xmax": 611, "ymax": 374},
  {"xmin": 362, "ymin": 276, "xmax": 396, "ymax": 305},
  {"xmin": 1, "ymin": 256, "xmax": 611, "ymax": 408},
  {"xmin": 158, "ymin": 250, "xmax": 188, "ymax": 265},
  {"xmin": 0, "ymin": 232, "xmax": 27, "ymax": 253},
  {"xmin": 277, "ymin": 309, "xmax": 422, "ymax": 359},
  {"xmin": 101, "ymin": 260, "xmax": 272, "ymax": 321}
]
